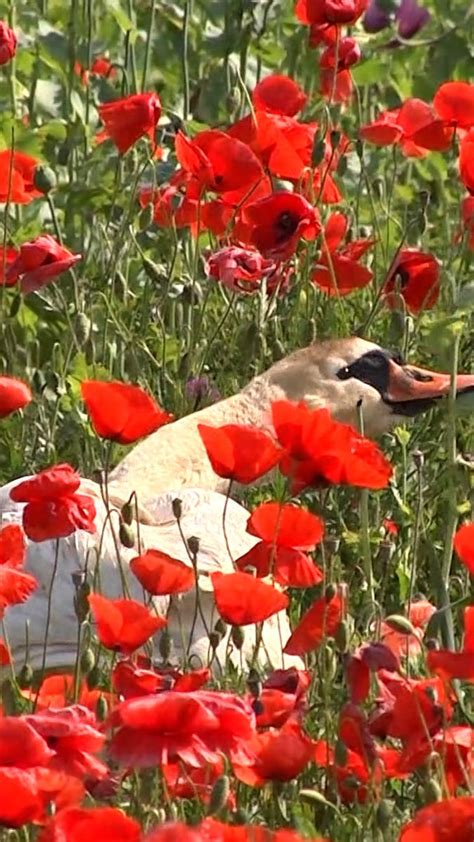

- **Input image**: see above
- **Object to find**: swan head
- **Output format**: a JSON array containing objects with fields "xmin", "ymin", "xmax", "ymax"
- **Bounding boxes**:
[{"xmin": 252, "ymin": 336, "xmax": 474, "ymax": 438}]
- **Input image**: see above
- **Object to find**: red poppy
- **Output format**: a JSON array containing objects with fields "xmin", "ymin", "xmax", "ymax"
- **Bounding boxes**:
[
  {"xmin": 399, "ymin": 797, "xmax": 474, "ymax": 842},
  {"xmin": 107, "ymin": 690, "xmax": 256, "ymax": 768},
  {"xmin": 211, "ymin": 571, "xmax": 289, "ymax": 626},
  {"xmin": 284, "ymin": 587, "xmax": 345, "ymax": 655},
  {"xmin": 0, "ymin": 768, "xmax": 44, "ymax": 828},
  {"xmin": 26, "ymin": 705, "xmax": 107, "ymax": 781},
  {"xmin": 39, "ymin": 806, "xmax": 141, "ymax": 842},
  {"xmin": 360, "ymin": 99, "xmax": 452, "ymax": 156},
  {"xmin": 229, "ymin": 111, "xmax": 317, "ymax": 182},
  {"xmin": 0, "ymin": 716, "xmax": 54, "ymax": 768},
  {"xmin": 296, "ymin": 0, "xmax": 368, "ymax": 25},
  {"xmin": 162, "ymin": 758, "xmax": 234, "ymax": 808},
  {"xmin": 0, "ymin": 639, "xmax": 10, "ymax": 664},
  {"xmin": 198, "ymin": 423, "xmax": 281, "ymax": 485},
  {"xmin": 6, "ymin": 235, "xmax": 81, "ymax": 293},
  {"xmin": 454, "ymin": 522, "xmax": 474, "ymax": 574},
  {"xmin": 0, "ymin": 524, "xmax": 26, "ymax": 567},
  {"xmin": 369, "ymin": 671, "xmax": 453, "ymax": 744},
  {"xmin": 383, "ymin": 248, "xmax": 440, "ymax": 314},
  {"xmin": 81, "ymin": 380, "xmax": 173, "ymax": 444},
  {"xmin": 312, "ymin": 212, "xmax": 374, "ymax": 295},
  {"xmin": 380, "ymin": 599, "xmax": 436, "ymax": 659},
  {"xmin": 10, "ymin": 463, "xmax": 96, "ymax": 542},
  {"xmin": 247, "ymin": 501, "xmax": 324, "ymax": 550},
  {"xmin": 252, "ymin": 75, "xmax": 307, "ymax": 117},
  {"xmin": 204, "ymin": 246, "xmax": 284, "ymax": 296},
  {"xmin": 130, "ymin": 549, "xmax": 195, "ymax": 596},
  {"xmin": 233, "ymin": 721, "xmax": 314, "ymax": 786},
  {"xmin": 427, "ymin": 647, "xmax": 474, "ymax": 682},
  {"xmin": 74, "ymin": 56, "xmax": 116, "ymax": 86},
  {"xmin": 237, "ymin": 191, "xmax": 321, "ymax": 259},
  {"xmin": 271, "ymin": 400, "xmax": 392, "ymax": 493},
  {"xmin": 112, "ymin": 661, "xmax": 210, "ymax": 699},
  {"xmin": 346, "ymin": 642, "xmax": 399, "ymax": 704},
  {"xmin": 236, "ymin": 541, "xmax": 323, "ymax": 588},
  {"xmin": 145, "ymin": 824, "xmax": 202, "ymax": 842},
  {"xmin": 0, "ymin": 245, "xmax": 19, "ymax": 285},
  {"xmin": 460, "ymin": 129, "xmax": 474, "ymax": 194},
  {"xmin": 0, "ymin": 566, "xmax": 37, "ymax": 617},
  {"xmin": 313, "ymin": 739, "xmax": 371, "ymax": 804},
  {"xmin": 175, "ymin": 130, "xmax": 265, "ymax": 203},
  {"xmin": 0, "ymin": 150, "xmax": 42, "ymax": 204},
  {"xmin": 319, "ymin": 37, "xmax": 361, "ymax": 105},
  {"xmin": 0, "ymin": 376, "xmax": 32, "ymax": 418},
  {"xmin": 97, "ymin": 92, "xmax": 161, "ymax": 154},
  {"xmin": 433, "ymin": 81, "xmax": 474, "ymax": 130},
  {"xmin": 22, "ymin": 673, "xmax": 109, "ymax": 713},
  {"xmin": 88, "ymin": 593, "xmax": 166, "ymax": 655},
  {"xmin": 0, "ymin": 21, "xmax": 16, "ymax": 65}
]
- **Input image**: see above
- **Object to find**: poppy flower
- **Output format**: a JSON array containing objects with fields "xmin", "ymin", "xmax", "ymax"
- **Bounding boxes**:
[
  {"xmin": 107, "ymin": 690, "xmax": 256, "ymax": 768},
  {"xmin": 0, "ymin": 565, "xmax": 37, "ymax": 617},
  {"xmin": 198, "ymin": 423, "xmax": 281, "ymax": 485},
  {"xmin": 369, "ymin": 671, "xmax": 453, "ymax": 743},
  {"xmin": 0, "ymin": 524, "xmax": 26, "ymax": 568},
  {"xmin": 312, "ymin": 212, "xmax": 375, "ymax": 295},
  {"xmin": 88, "ymin": 593, "xmax": 167, "ymax": 655},
  {"xmin": 0, "ymin": 245, "xmax": 19, "ymax": 285},
  {"xmin": 360, "ymin": 99, "xmax": 452, "ymax": 156},
  {"xmin": 252, "ymin": 75, "xmax": 307, "ymax": 117},
  {"xmin": 10, "ymin": 463, "xmax": 96, "ymax": 542},
  {"xmin": 399, "ymin": 796, "xmax": 474, "ymax": 842},
  {"xmin": 460, "ymin": 129, "xmax": 474, "ymax": 194},
  {"xmin": 74, "ymin": 56, "xmax": 116, "ymax": 86},
  {"xmin": 175, "ymin": 130, "xmax": 265, "ymax": 204},
  {"xmin": 454, "ymin": 522, "xmax": 474, "ymax": 574},
  {"xmin": 26, "ymin": 705, "xmax": 107, "ymax": 781},
  {"xmin": 0, "ymin": 768, "xmax": 44, "ymax": 828},
  {"xmin": 22, "ymin": 673, "xmax": 109, "ymax": 713},
  {"xmin": 433, "ymin": 81, "xmax": 474, "ymax": 130},
  {"xmin": 229, "ymin": 110, "xmax": 317, "ymax": 183},
  {"xmin": 130, "ymin": 549, "xmax": 195, "ymax": 596},
  {"xmin": 247, "ymin": 501, "xmax": 324, "ymax": 550},
  {"xmin": 162, "ymin": 758, "xmax": 233, "ymax": 808},
  {"xmin": 211, "ymin": 571, "xmax": 289, "ymax": 626},
  {"xmin": 319, "ymin": 37, "xmax": 361, "ymax": 105},
  {"xmin": 38, "ymin": 806, "xmax": 141, "ymax": 842},
  {"xmin": 0, "ymin": 639, "xmax": 10, "ymax": 664},
  {"xmin": 233, "ymin": 721, "xmax": 314, "ymax": 786},
  {"xmin": 81, "ymin": 380, "xmax": 173, "ymax": 444},
  {"xmin": 145, "ymin": 824, "xmax": 202, "ymax": 842},
  {"xmin": 296, "ymin": 0, "xmax": 368, "ymax": 25},
  {"xmin": 204, "ymin": 246, "xmax": 283, "ymax": 296},
  {"xmin": 284, "ymin": 587, "xmax": 345, "ymax": 655},
  {"xmin": 346, "ymin": 642, "xmax": 399, "ymax": 704},
  {"xmin": 0, "ymin": 376, "xmax": 32, "ymax": 418},
  {"xmin": 112, "ymin": 661, "xmax": 210, "ymax": 700},
  {"xmin": 271, "ymin": 400, "xmax": 392, "ymax": 493},
  {"xmin": 6, "ymin": 235, "xmax": 81, "ymax": 293},
  {"xmin": 97, "ymin": 92, "xmax": 161, "ymax": 154},
  {"xmin": 0, "ymin": 716, "xmax": 54, "ymax": 768},
  {"xmin": 0, "ymin": 150, "xmax": 42, "ymax": 204},
  {"xmin": 0, "ymin": 21, "xmax": 16, "ymax": 65},
  {"xmin": 237, "ymin": 191, "xmax": 321, "ymax": 260},
  {"xmin": 380, "ymin": 599, "xmax": 436, "ymax": 659},
  {"xmin": 383, "ymin": 248, "xmax": 440, "ymax": 314},
  {"xmin": 236, "ymin": 541, "xmax": 323, "ymax": 588}
]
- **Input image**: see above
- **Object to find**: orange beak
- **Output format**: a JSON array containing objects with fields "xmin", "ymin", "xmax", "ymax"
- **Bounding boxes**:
[{"xmin": 386, "ymin": 358, "xmax": 474, "ymax": 416}]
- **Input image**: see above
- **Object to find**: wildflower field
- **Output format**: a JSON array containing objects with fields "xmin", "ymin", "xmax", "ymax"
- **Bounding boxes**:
[{"xmin": 0, "ymin": 0, "xmax": 474, "ymax": 839}]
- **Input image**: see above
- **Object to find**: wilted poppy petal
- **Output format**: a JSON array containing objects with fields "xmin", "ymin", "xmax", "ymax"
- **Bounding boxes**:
[{"xmin": 211, "ymin": 571, "xmax": 288, "ymax": 625}]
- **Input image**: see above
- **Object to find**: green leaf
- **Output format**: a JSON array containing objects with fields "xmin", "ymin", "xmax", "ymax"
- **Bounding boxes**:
[{"xmin": 352, "ymin": 58, "xmax": 385, "ymax": 86}]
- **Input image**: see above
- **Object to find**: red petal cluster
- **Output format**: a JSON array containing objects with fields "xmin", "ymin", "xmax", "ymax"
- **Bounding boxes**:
[{"xmin": 81, "ymin": 380, "xmax": 173, "ymax": 444}]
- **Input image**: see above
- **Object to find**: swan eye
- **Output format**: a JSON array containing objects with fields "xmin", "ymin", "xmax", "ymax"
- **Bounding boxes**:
[{"xmin": 337, "ymin": 366, "xmax": 352, "ymax": 380}]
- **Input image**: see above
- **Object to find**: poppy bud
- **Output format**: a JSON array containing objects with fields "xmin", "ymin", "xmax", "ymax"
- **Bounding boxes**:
[
  {"xmin": 312, "ymin": 137, "xmax": 326, "ymax": 167},
  {"xmin": 138, "ymin": 203, "xmax": 154, "ymax": 231},
  {"xmin": 325, "ymin": 583, "xmax": 337, "ymax": 601},
  {"xmin": 85, "ymin": 336, "xmax": 96, "ymax": 365},
  {"xmin": 87, "ymin": 665, "xmax": 101, "ymax": 689},
  {"xmin": 80, "ymin": 647, "xmax": 95, "ymax": 675},
  {"xmin": 384, "ymin": 614, "xmax": 417, "ymax": 636},
  {"xmin": 209, "ymin": 631, "xmax": 222, "ymax": 651},
  {"xmin": 121, "ymin": 500, "xmax": 134, "ymax": 526},
  {"xmin": 423, "ymin": 777, "xmax": 442, "ymax": 804},
  {"xmin": 324, "ymin": 535, "xmax": 340, "ymax": 557},
  {"xmin": 187, "ymin": 535, "xmax": 200, "ymax": 556},
  {"xmin": 207, "ymin": 775, "xmax": 230, "ymax": 815},
  {"xmin": 74, "ymin": 312, "xmax": 91, "ymax": 346},
  {"xmin": 334, "ymin": 738, "xmax": 348, "ymax": 767},
  {"xmin": 373, "ymin": 177, "xmax": 385, "ymax": 201},
  {"xmin": 226, "ymin": 86, "xmax": 241, "ymax": 118},
  {"xmin": 33, "ymin": 165, "xmax": 57, "ymax": 194},
  {"xmin": 330, "ymin": 130, "xmax": 341, "ymax": 150},
  {"xmin": 247, "ymin": 668, "xmax": 262, "ymax": 699},
  {"xmin": 375, "ymin": 799, "xmax": 392, "ymax": 832},
  {"xmin": 73, "ymin": 580, "xmax": 91, "ymax": 624},
  {"xmin": 172, "ymin": 498, "xmax": 183, "ymax": 520},
  {"xmin": 334, "ymin": 619, "xmax": 349, "ymax": 653},
  {"xmin": 231, "ymin": 625, "xmax": 245, "ymax": 650},
  {"xmin": 57, "ymin": 139, "xmax": 71, "ymax": 166},
  {"xmin": 337, "ymin": 156, "xmax": 347, "ymax": 177},
  {"xmin": 119, "ymin": 522, "xmax": 135, "ymax": 548},
  {"xmin": 9, "ymin": 293, "xmax": 21, "ymax": 319},
  {"xmin": 299, "ymin": 789, "xmax": 332, "ymax": 807},
  {"xmin": 355, "ymin": 139, "xmax": 364, "ymax": 159},
  {"xmin": 159, "ymin": 628, "xmax": 172, "ymax": 661},
  {"xmin": 96, "ymin": 694, "xmax": 108, "ymax": 721},
  {"xmin": 17, "ymin": 663, "xmax": 34, "ymax": 689},
  {"xmin": 321, "ymin": 643, "xmax": 337, "ymax": 681},
  {"xmin": 214, "ymin": 618, "xmax": 228, "ymax": 637},
  {"xmin": 413, "ymin": 449, "xmax": 424, "ymax": 469}
]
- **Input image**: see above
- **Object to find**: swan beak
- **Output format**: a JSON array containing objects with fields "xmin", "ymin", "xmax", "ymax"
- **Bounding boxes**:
[{"xmin": 385, "ymin": 358, "xmax": 474, "ymax": 416}]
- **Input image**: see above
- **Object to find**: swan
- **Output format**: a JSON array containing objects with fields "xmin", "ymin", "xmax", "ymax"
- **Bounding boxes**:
[{"xmin": 1, "ymin": 337, "xmax": 473, "ymax": 680}]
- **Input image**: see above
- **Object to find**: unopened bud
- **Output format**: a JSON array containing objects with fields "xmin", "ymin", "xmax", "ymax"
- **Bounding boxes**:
[
  {"xmin": 80, "ymin": 648, "xmax": 95, "ymax": 675},
  {"xmin": 375, "ymin": 799, "xmax": 392, "ymax": 831},
  {"xmin": 209, "ymin": 631, "xmax": 222, "ymax": 651},
  {"xmin": 172, "ymin": 498, "xmax": 183, "ymax": 520},
  {"xmin": 119, "ymin": 522, "xmax": 135, "ymax": 548},
  {"xmin": 247, "ymin": 668, "xmax": 262, "ymax": 699},
  {"xmin": 17, "ymin": 663, "xmax": 34, "ymax": 689},
  {"xmin": 413, "ymin": 449, "xmax": 424, "ymax": 469},
  {"xmin": 423, "ymin": 778, "xmax": 442, "ymax": 804},
  {"xmin": 324, "ymin": 535, "xmax": 340, "ymax": 557},
  {"xmin": 74, "ymin": 313, "xmax": 91, "ymax": 346},
  {"xmin": 355, "ymin": 139, "xmax": 364, "ymax": 159},
  {"xmin": 34, "ymin": 164, "xmax": 57, "ymax": 194},
  {"xmin": 334, "ymin": 619, "xmax": 349, "ymax": 653},
  {"xmin": 334, "ymin": 738, "xmax": 348, "ymax": 767},
  {"xmin": 142, "ymin": 255, "xmax": 166, "ymax": 285},
  {"xmin": 138, "ymin": 203, "xmax": 154, "ymax": 231},
  {"xmin": 330, "ymin": 129, "xmax": 341, "ymax": 150},
  {"xmin": 384, "ymin": 614, "xmax": 417, "ymax": 636},
  {"xmin": 187, "ymin": 535, "xmax": 200, "ymax": 556},
  {"xmin": 95, "ymin": 695, "xmax": 108, "ymax": 721},
  {"xmin": 231, "ymin": 625, "xmax": 245, "ymax": 650},
  {"xmin": 325, "ymin": 583, "xmax": 337, "ymax": 601},
  {"xmin": 73, "ymin": 580, "xmax": 91, "ymax": 624},
  {"xmin": 214, "ymin": 618, "xmax": 228, "ymax": 637},
  {"xmin": 121, "ymin": 500, "xmax": 134, "ymax": 526},
  {"xmin": 159, "ymin": 628, "xmax": 172, "ymax": 661},
  {"xmin": 87, "ymin": 665, "xmax": 101, "ymax": 689},
  {"xmin": 207, "ymin": 775, "xmax": 230, "ymax": 815},
  {"xmin": 312, "ymin": 137, "xmax": 326, "ymax": 167}
]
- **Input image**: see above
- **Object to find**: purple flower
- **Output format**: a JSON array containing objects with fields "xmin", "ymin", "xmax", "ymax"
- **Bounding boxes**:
[
  {"xmin": 364, "ymin": 0, "xmax": 430, "ymax": 39},
  {"xmin": 185, "ymin": 375, "xmax": 220, "ymax": 406}
]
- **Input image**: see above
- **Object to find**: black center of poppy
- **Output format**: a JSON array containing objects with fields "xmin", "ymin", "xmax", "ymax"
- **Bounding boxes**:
[{"xmin": 275, "ymin": 211, "xmax": 299, "ymax": 240}]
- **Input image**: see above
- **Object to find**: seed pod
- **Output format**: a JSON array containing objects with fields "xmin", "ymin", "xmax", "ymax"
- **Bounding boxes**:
[
  {"xmin": 231, "ymin": 625, "xmax": 245, "ymax": 650},
  {"xmin": 207, "ymin": 775, "xmax": 230, "ymax": 815},
  {"xmin": 17, "ymin": 663, "xmax": 34, "ymax": 690},
  {"xmin": 172, "ymin": 498, "xmax": 183, "ymax": 520},
  {"xmin": 119, "ymin": 522, "xmax": 135, "ymax": 549},
  {"xmin": 214, "ymin": 618, "xmax": 228, "ymax": 637},
  {"xmin": 334, "ymin": 619, "xmax": 349, "ymax": 653},
  {"xmin": 424, "ymin": 778, "xmax": 442, "ymax": 804},
  {"xmin": 325, "ymin": 583, "xmax": 337, "ymax": 601},
  {"xmin": 34, "ymin": 164, "xmax": 57, "ymax": 194},
  {"xmin": 330, "ymin": 129, "xmax": 341, "ymax": 150},
  {"xmin": 138, "ymin": 202, "xmax": 154, "ymax": 231},
  {"xmin": 375, "ymin": 799, "xmax": 392, "ymax": 832},
  {"xmin": 209, "ymin": 631, "xmax": 222, "ymax": 651},
  {"xmin": 355, "ymin": 139, "xmax": 364, "ymax": 159},
  {"xmin": 159, "ymin": 628, "xmax": 172, "ymax": 661},
  {"xmin": 96, "ymin": 695, "xmax": 108, "ymax": 721},
  {"xmin": 384, "ymin": 614, "xmax": 417, "ymax": 636},
  {"xmin": 80, "ymin": 648, "xmax": 95, "ymax": 675},
  {"xmin": 187, "ymin": 535, "xmax": 200, "ymax": 556},
  {"xmin": 74, "ymin": 312, "xmax": 91, "ymax": 346},
  {"xmin": 121, "ymin": 500, "xmax": 134, "ymax": 526}
]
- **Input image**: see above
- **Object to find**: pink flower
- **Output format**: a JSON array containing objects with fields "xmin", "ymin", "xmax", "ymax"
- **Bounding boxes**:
[
  {"xmin": 204, "ymin": 246, "xmax": 290, "ymax": 295},
  {"xmin": 6, "ymin": 235, "xmax": 81, "ymax": 293}
]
